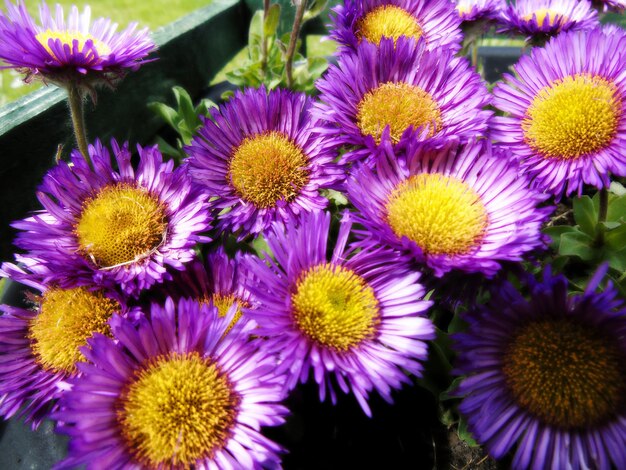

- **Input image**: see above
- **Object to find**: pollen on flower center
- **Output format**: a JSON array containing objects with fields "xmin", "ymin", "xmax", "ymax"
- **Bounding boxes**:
[
  {"xmin": 522, "ymin": 9, "xmax": 566, "ymax": 26},
  {"xmin": 75, "ymin": 183, "xmax": 167, "ymax": 268},
  {"xmin": 29, "ymin": 287, "xmax": 120, "ymax": 374},
  {"xmin": 118, "ymin": 352, "xmax": 239, "ymax": 467},
  {"xmin": 356, "ymin": 5, "xmax": 423, "ymax": 45},
  {"xmin": 228, "ymin": 131, "xmax": 310, "ymax": 208},
  {"xmin": 357, "ymin": 82, "xmax": 442, "ymax": 144},
  {"xmin": 385, "ymin": 173, "xmax": 488, "ymax": 256},
  {"xmin": 291, "ymin": 263, "xmax": 380, "ymax": 351},
  {"xmin": 523, "ymin": 74, "xmax": 621, "ymax": 160},
  {"xmin": 503, "ymin": 319, "xmax": 625, "ymax": 428},
  {"xmin": 201, "ymin": 293, "xmax": 248, "ymax": 333},
  {"xmin": 35, "ymin": 30, "xmax": 111, "ymax": 58}
]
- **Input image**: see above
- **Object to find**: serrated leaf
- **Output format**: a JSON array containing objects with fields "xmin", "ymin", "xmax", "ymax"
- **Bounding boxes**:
[
  {"xmin": 263, "ymin": 3, "xmax": 281, "ymax": 37},
  {"xmin": 573, "ymin": 196, "xmax": 597, "ymax": 236},
  {"xmin": 559, "ymin": 230, "xmax": 596, "ymax": 260}
]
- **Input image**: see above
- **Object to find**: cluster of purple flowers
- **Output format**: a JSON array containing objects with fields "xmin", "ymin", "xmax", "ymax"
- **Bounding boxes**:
[{"xmin": 0, "ymin": 0, "xmax": 625, "ymax": 469}]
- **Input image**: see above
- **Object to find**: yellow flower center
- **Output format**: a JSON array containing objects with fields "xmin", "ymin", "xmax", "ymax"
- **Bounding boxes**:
[
  {"xmin": 28, "ymin": 287, "xmax": 120, "ymax": 374},
  {"xmin": 356, "ymin": 5, "xmax": 423, "ymax": 45},
  {"xmin": 503, "ymin": 319, "xmax": 625, "ymax": 428},
  {"xmin": 522, "ymin": 9, "xmax": 565, "ymax": 26},
  {"xmin": 228, "ymin": 132, "xmax": 310, "ymax": 208},
  {"xmin": 523, "ymin": 74, "xmax": 621, "ymax": 160},
  {"xmin": 118, "ymin": 352, "xmax": 239, "ymax": 467},
  {"xmin": 291, "ymin": 263, "xmax": 380, "ymax": 351},
  {"xmin": 75, "ymin": 184, "xmax": 167, "ymax": 269},
  {"xmin": 201, "ymin": 293, "xmax": 248, "ymax": 333},
  {"xmin": 357, "ymin": 82, "xmax": 442, "ymax": 144},
  {"xmin": 385, "ymin": 173, "xmax": 488, "ymax": 256},
  {"xmin": 35, "ymin": 30, "xmax": 111, "ymax": 59}
]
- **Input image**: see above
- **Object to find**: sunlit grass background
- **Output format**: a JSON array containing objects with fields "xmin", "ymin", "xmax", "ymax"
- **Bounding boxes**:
[{"xmin": 0, "ymin": 0, "xmax": 210, "ymax": 105}]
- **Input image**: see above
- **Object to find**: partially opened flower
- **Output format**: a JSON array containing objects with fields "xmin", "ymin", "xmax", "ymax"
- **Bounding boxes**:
[
  {"xmin": 453, "ymin": 268, "xmax": 626, "ymax": 469},
  {"xmin": 346, "ymin": 141, "xmax": 552, "ymax": 277},
  {"xmin": 499, "ymin": 0, "xmax": 598, "ymax": 39},
  {"xmin": 314, "ymin": 37, "xmax": 491, "ymax": 165},
  {"xmin": 0, "ymin": 262, "xmax": 135, "ymax": 428},
  {"xmin": 186, "ymin": 86, "xmax": 343, "ymax": 238},
  {"xmin": 330, "ymin": 0, "xmax": 462, "ymax": 53},
  {"xmin": 244, "ymin": 210, "xmax": 435, "ymax": 416},
  {"xmin": 492, "ymin": 28, "xmax": 626, "ymax": 197},
  {"xmin": 12, "ymin": 140, "xmax": 210, "ymax": 296},
  {"xmin": 0, "ymin": 1, "xmax": 155, "ymax": 89},
  {"xmin": 455, "ymin": 0, "xmax": 504, "ymax": 23},
  {"xmin": 56, "ymin": 298, "xmax": 288, "ymax": 469},
  {"xmin": 161, "ymin": 247, "xmax": 253, "ymax": 328}
]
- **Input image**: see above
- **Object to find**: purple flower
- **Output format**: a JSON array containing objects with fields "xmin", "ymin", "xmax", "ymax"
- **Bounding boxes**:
[
  {"xmin": 492, "ymin": 28, "xmax": 626, "ymax": 198},
  {"xmin": 346, "ymin": 141, "xmax": 552, "ymax": 277},
  {"xmin": 185, "ymin": 86, "xmax": 343, "ymax": 238},
  {"xmin": 592, "ymin": 0, "xmax": 626, "ymax": 12},
  {"xmin": 314, "ymin": 37, "xmax": 492, "ymax": 166},
  {"xmin": 499, "ymin": 0, "xmax": 599, "ymax": 39},
  {"xmin": 55, "ymin": 298, "xmax": 288, "ymax": 469},
  {"xmin": 244, "ymin": 210, "xmax": 435, "ymax": 417},
  {"xmin": 160, "ymin": 247, "xmax": 253, "ymax": 327},
  {"xmin": 330, "ymin": 0, "xmax": 462, "ymax": 53},
  {"xmin": 455, "ymin": 0, "xmax": 505, "ymax": 23},
  {"xmin": 0, "ymin": 1, "xmax": 155, "ymax": 87},
  {"xmin": 12, "ymin": 140, "xmax": 211, "ymax": 296},
  {"xmin": 0, "ymin": 261, "xmax": 136, "ymax": 428},
  {"xmin": 453, "ymin": 268, "xmax": 626, "ymax": 469}
]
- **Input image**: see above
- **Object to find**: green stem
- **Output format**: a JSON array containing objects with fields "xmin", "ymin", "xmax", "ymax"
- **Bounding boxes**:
[
  {"xmin": 67, "ymin": 83, "xmax": 92, "ymax": 168},
  {"xmin": 596, "ymin": 188, "xmax": 609, "ymax": 246},
  {"xmin": 285, "ymin": 0, "xmax": 306, "ymax": 89},
  {"xmin": 261, "ymin": 0, "xmax": 270, "ymax": 74}
]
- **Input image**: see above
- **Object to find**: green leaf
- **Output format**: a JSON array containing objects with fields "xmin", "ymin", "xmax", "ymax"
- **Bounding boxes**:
[
  {"xmin": 457, "ymin": 417, "xmax": 479, "ymax": 447},
  {"xmin": 559, "ymin": 230, "xmax": 596, "ymax": 260},
  {"xmin": 573, "ymin": 196, "xmax": 597, "ymax": 236},
  {"xmin": 147, "ymin": 102, "xmax": 178, "ymax": 129},
  {"xmin": 303, "ymin": 0, "xmax": 329, "ymax": 22},
  {"xmin": 439, "ymin": 376, "xmax": 465, "ymax": 401},
  {"xmin": 321, "ymin": 189, "xmax": 348, "ymax": 206},
  {"xmin": 263, "ymin": 3, "xmax": 281, "ymax": 37},
  {"xmin": 605, "ymin": 222, "xmax": 626, "ymax": 250},
  {"xmin": 543, "ymin": 225, "xmax": 577, "ymax": 248},
  {"xmin": 251, "ymin": 235, "xmax": 272, "ymax": 258},
  {"xmin": 606, "ymin": 248, "xmax": 626, "ymax": 271},
  {"xmin": 248, "ymin": 10, "xmax": 264, "ymax": 45},
  {"xmin": 607, "ymin": 194, "xmax": 626, "ymax": 223},
  {"xmin": 610, "ymin": 181, "xmax": 626, "ymax": 196}
]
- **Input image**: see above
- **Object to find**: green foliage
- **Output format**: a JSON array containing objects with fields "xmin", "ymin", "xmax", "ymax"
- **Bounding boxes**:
[
  {"xmin": 148, "ymin": 86, "xmax": 216, "ymax": 161},
  {"xmin": 544, "ymin": 190, "xmax": 626, "ymax": 277},
  {"xmin": 224, "ymin": 2, "xmax": 329, "ymax": 95}
]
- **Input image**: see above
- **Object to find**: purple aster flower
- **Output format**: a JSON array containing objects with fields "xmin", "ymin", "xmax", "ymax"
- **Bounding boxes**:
[
  {"xmin": 455, "ymin": 0, "xmax": 504, "ymax": 23},
  {"xmin": 0, "ymin": 1, "xmax": 155, "ymax": 88},
  {"xmin": 492, "ymin": 28, "xmax": 626, "ymax": 198},
  {"xmin": 592, "ymin": 0, "xmax": 626, "ymax": 12},
  {"xmin": 185, "ymin": 86, "xmax": 343, "ymax": 238},
  {"xmin": 55, "ymin": 298, "xmax": 288, "ymax": 469},
  {"xmin": 314, "ymin": 37, "xmax": 492, "ymax": 166},
  {"xmin": 499, "ymin": 0, "xmax": 599, "ymax": 39},
  {"xmin": 330, "ymin": 0, "xmax": 462, "ymax": 53},
  {"xmin": 160, "ymin": 247, "xmax": 253, "ymax": 327},
  {"xmin": 453, "ymin": 267, "xmax": 626, "ymax": 470},
  {"xmin": 244, "ymin": 210, "xmax": 435, "ymax": 417},
  {"xmin": 0, "ymin": 261, "xmax": 136, "ymax": 428},
  {"xmin": 12, "ymin": 140, "xmax": 211, "ymax": 296},
  {"xmin": 346, "ymin": 140, "xmax": 552, "ymax": 277}
]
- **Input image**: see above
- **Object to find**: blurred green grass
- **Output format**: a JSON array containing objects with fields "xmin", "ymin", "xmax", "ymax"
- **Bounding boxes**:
[{"xmin": 0, "ymin": 0, "xmax": 210, "ymax": 106}]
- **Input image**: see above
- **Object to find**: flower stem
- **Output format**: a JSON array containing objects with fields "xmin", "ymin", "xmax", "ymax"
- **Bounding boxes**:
[
  {"xmin": 596, "ymin": 188, "xmax": 609, "ymax": 246},
  {"xmin": 285, "ymin": 0, "xmax": 306, "ymax": 89},
  {"xmin": 67, "ymin": 83, "xmax": 92, "ymax": 168},
  {"xmin": 261, "ymin": 0, "xmax": 270, "ymax": 74}
]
